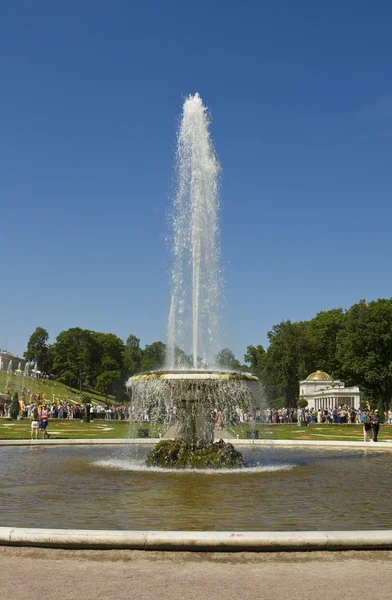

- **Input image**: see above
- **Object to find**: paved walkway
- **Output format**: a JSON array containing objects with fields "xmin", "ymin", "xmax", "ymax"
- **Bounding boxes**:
[
  {"xmin": 1, "ymin": 547, "xmax": 391, "ymax": 600},
  {"xmin": 214, "ymin": 426, "xmax": 234, "ymax": 440},
  {"xmin": 163, "ymin": 424, "xmax": 179, "ymax": 438}
]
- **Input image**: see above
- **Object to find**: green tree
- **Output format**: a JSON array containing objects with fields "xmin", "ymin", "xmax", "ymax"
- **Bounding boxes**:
[
  {"xmin": 140, "ymin": 341, "xmax": 166, "ymax": 372},
  {"xmin": 307, "ymin": 308, "xmax": 345, "ymax": 377},
  {"xmin": 52, "ymin": 328, "xmax": 96, "ymax": 391},
  {"xmin": 297, "ymin": 397, "xmax": 308, "ymax": 409},
  {"xmin": 93, "ymin": 332, "xmax": 126, "ymax": 401},
  {"xmin": 216, "ymin": 348, "xmax": 243, "ymax": 371},
  {"xmin": 337, "ymin": 299, "xmax": 392, "ymax": 410},
  {"xmin": 244, "ymin": 344, "xmax": 266, "ymax": 378},
  {"xmin": 124, "ymin": 334, "xmax": 143, "ymax": 375},
  {"xmin": 96, "ymin": 370, "xmax": 122, "ymax": 401},
  {"xmin": 10, "ymin": 392, "xmax": 20, "ymax": 420},
  {"xmin": 263, "ymin": 320, "xmax": 315, "ymax": 407},
  {"xmin": 24, "ymin": 327, "xmax": 53, "ymax": 375}
]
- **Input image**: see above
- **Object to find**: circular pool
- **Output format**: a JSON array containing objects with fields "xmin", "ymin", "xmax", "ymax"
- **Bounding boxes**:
[{"xmin": 1, "ymin": 444, "xmax": 391, "ymax": 531}]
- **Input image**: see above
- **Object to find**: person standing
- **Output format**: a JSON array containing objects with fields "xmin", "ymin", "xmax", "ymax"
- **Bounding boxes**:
[
  {"xmin": 371, "ymin": 409, "xmax": 382, "ymax": 442},
  {"xmin": 39, "ymin": 406, "xmax": 50, "ymax": 439},
  {"xmin": 361, "ymin": 410, "xmax": 372, "ymax": 442}
]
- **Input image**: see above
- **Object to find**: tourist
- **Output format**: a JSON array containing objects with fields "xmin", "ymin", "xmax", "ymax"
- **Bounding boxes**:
[
  {"xmin": 31, "ymin": 417, "xmax": 39, "ymax": 440},
  {"xmin": 371, "ymin": 409, "xmax": 382, "ymax": 442},
  {"xmin": 361, "ymin": 410, "xmax": 372, "ymax": 442},
  {"xmin": 216, "ymin": 409, "xmax": 223, "ymax": 430},
  {"xmin": 388, "ymin": 408, "xmax": 392, "ymax": 424},
  {"xmin": 39, "ymin": 406, "xmax": 50, "ymax": 439}
]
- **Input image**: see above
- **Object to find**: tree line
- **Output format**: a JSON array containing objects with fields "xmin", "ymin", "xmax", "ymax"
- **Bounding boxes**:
[
  {"xmin": 24, "ymin": 298, "xmax": 392, "ymax": 407},
  {"xmin": 24, "ymin": 327, "xmax": 246, "ymax": 401},
  {"xmin": 246, "ymin": 299, "xmax": 392, "ymax": 411}
]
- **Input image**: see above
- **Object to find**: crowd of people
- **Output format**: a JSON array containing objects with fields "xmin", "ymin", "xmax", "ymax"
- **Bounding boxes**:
[
  {"xmin": 0, "ymin": 394, "xmax": 130, "ymax": 423},
  {"xmin": 0, "ymin": 392, "xmax": 390, "ymax": 444}
]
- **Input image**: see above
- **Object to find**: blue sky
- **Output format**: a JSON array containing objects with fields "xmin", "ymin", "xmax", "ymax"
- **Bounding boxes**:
[{"xmin": 1, "ymin": 0, "xmax": 392, "ymax": 362}]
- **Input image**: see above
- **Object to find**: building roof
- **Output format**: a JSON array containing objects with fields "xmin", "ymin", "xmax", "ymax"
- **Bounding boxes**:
[{"xmin": 305, "ymin": 370, "xmax": 332, "ymax": 381}]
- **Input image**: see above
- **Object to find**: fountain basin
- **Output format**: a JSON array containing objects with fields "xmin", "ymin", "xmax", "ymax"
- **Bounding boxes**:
[
  {"xmin": 1, "ymin": 444, "xmax": 392, "ymax": 531},
  {"xmin": 127, "ymin": 369, "xmax": 263, "ymax": 446},
  {"xmin": 129, "ymin": 371, "xmax": 259, "ymax": 381}
]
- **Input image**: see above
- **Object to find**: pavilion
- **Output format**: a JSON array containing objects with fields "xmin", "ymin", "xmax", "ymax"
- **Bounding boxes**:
[{"xmin": 299, "ymin": 370, "xmax": 360, "ymax": 410}]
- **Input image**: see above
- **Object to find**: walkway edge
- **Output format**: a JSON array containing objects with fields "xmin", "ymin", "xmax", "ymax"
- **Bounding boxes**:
[
  {"xmin": 1, "ymin": 438, "xmax": 392, "ymax": 448},
  {"xmin": 0, "ymin": 528, "xmax": 391, "ymax": 551}
]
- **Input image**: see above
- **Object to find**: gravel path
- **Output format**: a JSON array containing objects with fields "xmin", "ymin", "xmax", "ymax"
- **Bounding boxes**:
[{"xmin": 1, "ymin": 547, "xmax": 392, "ymax": 600}]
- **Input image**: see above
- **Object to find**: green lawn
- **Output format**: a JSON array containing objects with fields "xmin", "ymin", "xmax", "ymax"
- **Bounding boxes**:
[
  {"xmin": 0, "ymin": 419, "xmax": 166, "ymax": 440},
  {"xmin": 228, "ymin": 423, "xmax": 392, "ymax": 442},
  {"xmin": 2, "ymin": 418, "xmax": 391, "ymax": 443},
  {"xmin": 0, "ymin": 372, "xmax": 117, "ymax": 406}
]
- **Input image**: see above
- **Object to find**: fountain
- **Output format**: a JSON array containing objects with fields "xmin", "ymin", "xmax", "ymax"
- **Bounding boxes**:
[{"xmin": 127, "ymin": 94, "xmax": 263, "ymax": 468}]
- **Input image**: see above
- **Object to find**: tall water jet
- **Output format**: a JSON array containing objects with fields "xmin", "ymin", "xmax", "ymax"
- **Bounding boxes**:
[
  {"xmin": 166, "ymin": 295, "xmax": 176, "ymax": 369},
  {"xmin": 167, "ymin": 93, "xmax": 221, "ymax": 369},
  {"xmin": 127, "ymin": 94, "xmax": 264, "ymax": 467}
]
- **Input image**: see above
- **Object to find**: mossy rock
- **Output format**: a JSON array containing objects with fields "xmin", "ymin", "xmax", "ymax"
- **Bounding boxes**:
[{"xmin": 146, "ymin": 438, "xmax": 244, "ymax": 469}]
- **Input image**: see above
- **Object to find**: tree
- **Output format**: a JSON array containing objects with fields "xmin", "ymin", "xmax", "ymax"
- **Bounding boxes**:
[
  {"xmin": 337, "ymin": 299, "xmax": 392, "ymax": 410},
  {"xmin": 262, "ymin": 320, "xmax": 315, "ymax": 407},
  {"xmin": 216, "ymin": 348, "xmax": 243, "ymax": 371},
  {"xmin": 307, "ymin": 309, "xmax": 345, "ymax": 377},
  {"xmin": 96, "ymin": 370, "xmax": 121, "ymax": 401},
  {"xmin": 93, "ymin": 332, "xmax": 126, "ymax": 401},
  {"xmin": 10, "ymin": 392, "xmax": 20, "ymax": 420},
  {"xmin": 24, "ymin": 327, "xmax": 53, "ymax": 375},
  {"xmin": 244, "ymin": 344, "xmax": 266, "ymax": 378},
  {"xmin": 297, "ymin": 397, "xmax": 308, "ymax": 409},
  {"xmin": 140, "ymin": 341, "xmax": 166, "ymax": 372},
  {"xmin": 124, "ymin": 334, "xmax": 143, "ymax": 376},
  {"xmin": 52, "ymin": 328, "xmax": 96, "ymax": 391}
]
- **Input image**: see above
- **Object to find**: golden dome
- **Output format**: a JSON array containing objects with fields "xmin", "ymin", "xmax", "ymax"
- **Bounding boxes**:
[{"xmin": 305, "ymin": 370, "xmax": 332, "ymax": 381}]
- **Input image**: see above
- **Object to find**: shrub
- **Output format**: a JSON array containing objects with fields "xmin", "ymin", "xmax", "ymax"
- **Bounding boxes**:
[
  {"xmin": 297, "ymin": 397, "xmax": 308, "ymax": 409},
  {"xmin": 10, "ymin": 392, "xmax": 20, "ymax": 420}
]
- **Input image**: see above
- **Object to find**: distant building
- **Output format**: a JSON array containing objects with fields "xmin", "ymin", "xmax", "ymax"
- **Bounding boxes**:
[
  {"xmin": 0, "ymin": 351, "xmax": 26, "ymax": 372},
  {"xmin": 299, "ymin": 370, "xmax": 360, "ymax": 410}
]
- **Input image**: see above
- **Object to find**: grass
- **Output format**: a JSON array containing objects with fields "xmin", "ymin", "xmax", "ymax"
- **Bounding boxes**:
[
  {"xmin": 228, "ymin": 423, "xmax": 392, "ymax": 442},
  {"xmin": 2, "ymin": 420, "xmax": 392, "ymax": 442},
  {"xmin": 0, "ymin": 372, "xmax": 118, "ymax": 406},
  {"xmin": 0, "ymin": 419, "xmax": 167, "ymax": 440}
]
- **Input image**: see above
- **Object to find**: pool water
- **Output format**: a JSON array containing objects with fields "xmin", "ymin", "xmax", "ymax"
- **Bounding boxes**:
[{"xmin": 1, "ymin": 445, "xmax": 391, "ymax": 531}]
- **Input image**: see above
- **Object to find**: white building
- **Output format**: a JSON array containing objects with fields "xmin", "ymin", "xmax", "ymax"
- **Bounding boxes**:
[
  {"xmin": 299, "ymin": 370, "xmax": 360, "ymax": 410},
  {"xmin": 0, "ymin": 351, "xmax": 26, "ymax": 373}
]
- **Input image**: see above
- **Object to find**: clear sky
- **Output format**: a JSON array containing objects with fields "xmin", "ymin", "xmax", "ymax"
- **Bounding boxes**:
[{"xmin": 1, "ymin": 0, "xmax": 392, "ymax": 361}]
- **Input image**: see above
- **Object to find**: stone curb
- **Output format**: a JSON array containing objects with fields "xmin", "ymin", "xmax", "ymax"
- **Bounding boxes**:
[
  {"xmin": 1, "ymin": 438, "xmax": 392, "ymax": 449},
  {"xmin": 0, "ymin": 527, "xmax": 391, "ymax": 551}
]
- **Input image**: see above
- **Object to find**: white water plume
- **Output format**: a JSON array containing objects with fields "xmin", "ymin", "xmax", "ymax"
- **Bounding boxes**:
[{"xmin": 167, "ymin": 93, "xmax": 221, "ymax": 369}]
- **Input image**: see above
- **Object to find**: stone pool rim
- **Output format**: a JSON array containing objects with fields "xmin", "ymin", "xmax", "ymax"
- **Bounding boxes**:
[
  {"xmin": 1, "ymin": 438, "xmax": 392, "ymax": 449},
  {"xmin": 1, "ymin": 527, "xmax": 392, "ymax": 551},
  {"xmin": 2, "ymin": 440, "xmax": 392, "ymax": 551}
]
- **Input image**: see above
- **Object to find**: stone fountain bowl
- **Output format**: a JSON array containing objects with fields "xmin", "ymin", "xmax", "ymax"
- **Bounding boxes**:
[
  {"xmin": 127, "ymin": 369, "xmax": 259, "ymax": 384},
  {"xmin": 126, "ymin": 370, "xmax": 263, "ymax": 449}
]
